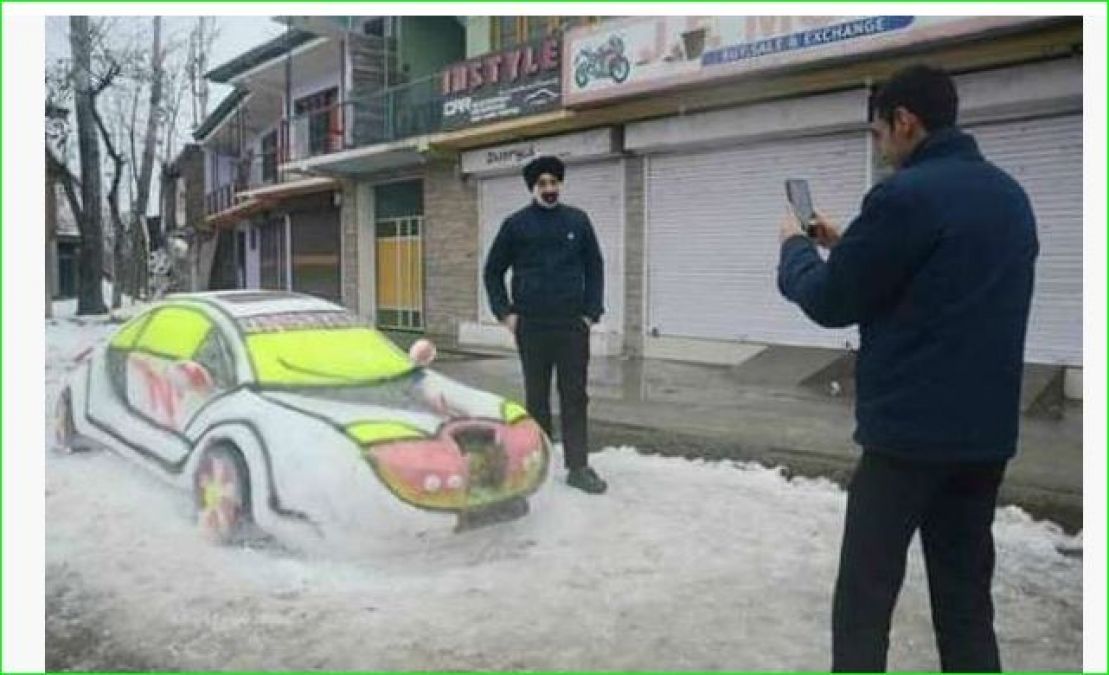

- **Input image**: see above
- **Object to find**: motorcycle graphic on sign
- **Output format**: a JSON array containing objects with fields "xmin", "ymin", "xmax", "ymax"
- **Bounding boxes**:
[{"xmin": 573, "ymin": 35, "xmax": 631, "ymax": 88}]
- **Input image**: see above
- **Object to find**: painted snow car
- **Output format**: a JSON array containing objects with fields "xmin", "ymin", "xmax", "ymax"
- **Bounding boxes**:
[{"xmin": 55, "ymin": 291, "xmax": 550, "ymax": 543}]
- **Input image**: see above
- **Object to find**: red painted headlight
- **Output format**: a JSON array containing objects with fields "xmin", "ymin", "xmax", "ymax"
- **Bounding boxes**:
[{"xmin": 358, "ymin": 419, "xmax": 549, "ymax": 511}]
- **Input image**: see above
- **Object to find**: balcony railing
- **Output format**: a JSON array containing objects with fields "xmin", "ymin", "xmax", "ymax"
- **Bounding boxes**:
[
  {"xmin": 204, "ymin": 76, "xmax": 445, "ymax": 218},
  {"xmin": 238, "ymin": 150, "xmax": 284, "ymax": 190},
  {"xmin": 204, "ymin": 184, "xmax": 234, "ymax": 216},
  {"xmin": 285, "ymin": 74, "xmax": 443, "ymax": 163},
  {"xmin": 204, "ymin": 149, "xmax": 285, "ymax": 217}
]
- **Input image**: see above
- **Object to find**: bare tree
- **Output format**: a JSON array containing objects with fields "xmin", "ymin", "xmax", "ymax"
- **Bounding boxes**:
[
  {"xmin": 47, "ymin": 17, "xmax": 202, "ymax": 312},
  {"xmin": 92, "ymin": 89, "xmax": 130, "ymax": 310},
  {"xmin": 48, "ymin": 16, "xmax": 217, "ymax": 312},
  {"xmin": 86, "ymin": 68, "xmax": 131, "ymax": 312},
  {"xmin": 159, "ymin": 56, "xmax": 189, "ymax": 167},
  {"xmin": 126, "ymin": 75, "xmax": 142, "ymax": 207},
  {"xmin": 93, "ymin": 21, "xmax": 147, "ymax": 309},
  {"xmin": 111, "ymin": 66, "xmax": 143, "ymax": 308},
  {"xmin": 64, "ymin": 16, "xmax": 108, "ymax": 314},
  {"xmin": 128, "ymin": 16, "xmax": 165, "ymax": 301},
  {"xmin": 187, "ymin": 17, "xmax": 219, "ymax": 127},
  {"xmin": 47, "ymin": 18, "xmax": 144, "ymax": 311}
]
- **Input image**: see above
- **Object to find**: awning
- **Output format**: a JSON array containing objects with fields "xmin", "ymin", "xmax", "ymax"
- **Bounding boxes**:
[
  {"xmin": 204, "ymin": 198, "xmax": 268, "ymax": 230},
  {"xmin": 236, "ymin": 176, "xmax": 339, "ymax": 201},
  {"xmin": 427, "ymin": 110, "xmax": 577, "ymax": 151},
  {"xmin": 282, "ymin": 139, "xmax": 428, "ymax": 176},
  {"xmin": 204, "ymin": 177, "xmax": 341, "ymax": 230}
]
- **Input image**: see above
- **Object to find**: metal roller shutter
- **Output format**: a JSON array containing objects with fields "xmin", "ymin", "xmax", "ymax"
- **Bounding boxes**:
[
  {"xmin": 288, "ymin": 197, "xmax": 341, "ymax": 303},
  {"xmin": 478, "ymin": 174, "xmax": 529, "ymax": 324},
  {"xmin": 646, "ymin": 132, "xmax": 866, "ymax": 348},
  {"xmin": 478, "ymin": 159, "xmax": 625, "ymax": 331},
  {"xmin": 965, "ymin": 114, "xmax": 1082, "ymax": 366}
]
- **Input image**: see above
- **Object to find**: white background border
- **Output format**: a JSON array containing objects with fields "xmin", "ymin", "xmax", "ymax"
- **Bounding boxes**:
[{"xmin": 5, "ymin": 3, "xmax": 1106, "ymax": 672}]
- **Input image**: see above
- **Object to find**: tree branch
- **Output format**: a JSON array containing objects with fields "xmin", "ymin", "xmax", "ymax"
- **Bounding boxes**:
[
  {"xmin": 91, "ymin": 98, "xmax": 123, "ymax": 167},
  {"xmin": 70, "ymin": 57, "xmax": 122, "ymax": 102},
  {"xmin": 90, "ymin": 59, "xmax": 122, "ymax": 98},
  {"xmin": 93, "ymin": 92, "xmax": 130, "ymax": 309},
  {"xmin": 91, "ymin": 97, "xmax": 127, "ymax": 236},
  {"xmin": 128, "ymin": 83, "xmax": 141, "ymax": 204}
]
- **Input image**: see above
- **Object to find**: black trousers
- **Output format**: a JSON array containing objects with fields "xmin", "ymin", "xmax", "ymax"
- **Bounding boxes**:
[
  {"xmin": 515, "ymin": 317, "xmax": 591, "ymax": 470},
  {"xmin": 832, "ymin": 451, "xmax": 1007, "ymax": 672}
]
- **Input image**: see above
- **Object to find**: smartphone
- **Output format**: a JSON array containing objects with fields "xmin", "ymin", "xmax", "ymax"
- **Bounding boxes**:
[{"xmin": 785, "ymin": 179, "xmax": 818, "ymax": 237}]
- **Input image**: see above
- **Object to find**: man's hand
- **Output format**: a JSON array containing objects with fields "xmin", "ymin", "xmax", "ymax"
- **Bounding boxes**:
[
  {"xmin": 503, "ymin": 313, "xmax": 519, "ymax": 333},
  {"xmin": 779, "ymin": 211, "xmax": 843, "ymax": 249},
  {"xmin": 779, "ymin": 211, "xmax": 806, "ymax": 243},
  {"xmin": 582, "ymin": 316, "xmax": 593, "ymax": 330},
  {"xmin": 809, "ymin": 212, "xmax": 842, "ymax": 249}
]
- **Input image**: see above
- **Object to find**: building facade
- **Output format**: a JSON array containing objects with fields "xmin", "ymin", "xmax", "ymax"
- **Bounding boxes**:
[
  {"xmin": 193, "ymin": 17, "xmax": 467, "ymax": 320},
  {"xmin": 435, "ymin": 15, "xmax": 1083, "ymax": 390},
  {"xmin": 188, "ymin": 15, "xmax": 1084, "ymax": 392}
]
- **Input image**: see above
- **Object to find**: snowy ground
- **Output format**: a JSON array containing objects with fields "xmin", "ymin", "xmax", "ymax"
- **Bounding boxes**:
[{"xmin": 44, "ymin": 299, "xmax": 1082, "ymax": 671}]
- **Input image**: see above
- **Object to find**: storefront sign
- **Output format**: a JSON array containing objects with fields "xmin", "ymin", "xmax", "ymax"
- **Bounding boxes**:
[
  {"xmin": 564, "ymin": 15, "xmax": 1052, "ymax": 106},
  {"xmin": 460, "ymin": 127, "xmax": 616, "ymax": 175},
  {"xmin": 702, "ymin": 16, "xmax": 914, "ymax": 66},
  {"xmin": 441, "ymin": 38, "xmax": 563, "ymax": 130}
]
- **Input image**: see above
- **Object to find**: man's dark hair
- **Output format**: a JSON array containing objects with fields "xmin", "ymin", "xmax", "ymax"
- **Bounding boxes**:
[{"xmin": 872, "ymin": 65, "xmax": 959, "ymax": 132}]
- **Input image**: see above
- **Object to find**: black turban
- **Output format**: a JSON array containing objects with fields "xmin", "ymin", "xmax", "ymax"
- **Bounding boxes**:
[{"xmin": 523, "ymin": 155, "xmax": 565, "ymax": 191}]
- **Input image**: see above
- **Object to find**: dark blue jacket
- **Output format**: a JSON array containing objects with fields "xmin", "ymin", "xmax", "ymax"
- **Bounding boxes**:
[
  {"xmin": 484, "ymin": 201, "xmax": 605, "ymax": 323},
  {"xmin": 778, "ymin": 127, "xmax": 1038, "ymax": 462}
]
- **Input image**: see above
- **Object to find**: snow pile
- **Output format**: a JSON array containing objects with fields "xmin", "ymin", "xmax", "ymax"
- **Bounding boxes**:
[{"xmin": 44, "ymin": 314, "xmax": 1082, "ymax": 671}]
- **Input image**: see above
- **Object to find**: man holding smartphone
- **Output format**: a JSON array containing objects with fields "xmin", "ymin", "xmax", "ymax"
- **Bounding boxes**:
[
  {"xmin": 777, "ymin": 65, "xmax": 1038, "ymax": 671},
  {"xmin": 484, "ymin": 155, "xmax": 608, "ymax": 495}
]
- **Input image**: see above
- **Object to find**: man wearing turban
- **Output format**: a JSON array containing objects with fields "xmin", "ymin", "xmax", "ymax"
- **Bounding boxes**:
[{"xmin": 483, "ymin": 155, "xmax": 608, "ymax": 494}]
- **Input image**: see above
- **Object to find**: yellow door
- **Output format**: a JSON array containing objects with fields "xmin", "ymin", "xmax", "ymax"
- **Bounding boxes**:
[{"xmin": 375, "ymin": 215, "xmax": 424, "ymax": 330}]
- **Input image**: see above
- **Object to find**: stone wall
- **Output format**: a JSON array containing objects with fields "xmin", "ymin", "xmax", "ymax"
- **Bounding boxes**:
[
  {"xmin": 623, "ymin": 155, "xmax": 645, "ymax": 357},
  {"xmin": 422, "ymin": 159, "xmax": 479, "ymax": 340}
]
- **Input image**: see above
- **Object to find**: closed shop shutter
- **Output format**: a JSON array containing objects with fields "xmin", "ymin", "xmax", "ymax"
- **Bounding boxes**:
[
  {"xmin": 477, "ymin": 174, "xmax": 525, "ymax": 324},
  {"xmin": 646, "ymin": 132, "xmax": 866, "ymax": 348},
  {"xmin": 288, "ymin": 196, "xmax": 341, "ymax": 303},
  {"xmin": 966, "ymin": 113, "xmax": 1082, "ymax": 365},
  {"xmin": 477, "ymin": 159, "xmax": 625, "ymax": 331},
  {"xmin": 258, "ymin": 217, "xmax": 286, "ymax": 291}
]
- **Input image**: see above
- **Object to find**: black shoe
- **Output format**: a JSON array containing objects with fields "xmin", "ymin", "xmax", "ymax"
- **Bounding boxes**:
[{"xmin": 567, "ymin": 466, "xmax": 607, "ymax": 494}]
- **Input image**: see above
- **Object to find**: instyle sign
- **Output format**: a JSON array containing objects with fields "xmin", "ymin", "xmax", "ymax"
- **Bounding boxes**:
[
  {"xmin": 441, "ymin": 37, "xmax": 563, "ymax": 130},
  {"xmin": 563, "ymin": 15, "xmax": 1054, "ymax": 106}
]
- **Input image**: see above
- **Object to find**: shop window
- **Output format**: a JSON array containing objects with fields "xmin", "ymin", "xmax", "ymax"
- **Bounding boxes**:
[
  {"xmin": 491, "ymin": 16, "xmax": 598, "ymax": 50},
  {"xmin": 528, "ymin": 16, "xmax": 551, "ymax": 44},
  {"xmin": 294, "ymin": 87, "xmax": 340, "ymax": 157},
  {"xmin": 492, "ymin": 17, "xmax": 520, "ymax": 50},
  {"xmin": 261, "ymin": 130, "xmax": 278, "ymax": 183},
  {"xmin": 363, "ymin": 17, "xmax": 385, "ymax": 37}
]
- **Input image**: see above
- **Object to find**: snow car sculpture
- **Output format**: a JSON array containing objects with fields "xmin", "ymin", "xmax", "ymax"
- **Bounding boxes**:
[{"xmin": 55, "ymin": 291, "xmax": 550, "ymax": 543}]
